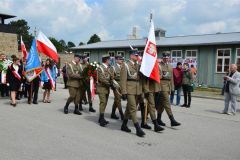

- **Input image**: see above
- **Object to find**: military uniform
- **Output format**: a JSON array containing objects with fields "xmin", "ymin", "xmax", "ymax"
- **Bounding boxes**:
[
  {"xmin": 79, "ymin": 60, "xmax": 96, "ymax": 112},
  {"xmin": 63, "ymin": 55, "xmax": 83, "ymax": 115},
  {"xmin": 120, "ymin": 52, "xmax": 145, "ymax": 137},
  {"xmin": 142, "ymin": 76, "xmax": 164, "ymax": 132},
  {"xmin": 156, "ymin": 52, "xmax": 181, "ymax": 126},
  {"xmin": 97, "ymin": 55, "xmax": 112, "ymax": 126},
  {"xmin": 109, "ymin": 61, "xmax": 124, "ymax": 120}
]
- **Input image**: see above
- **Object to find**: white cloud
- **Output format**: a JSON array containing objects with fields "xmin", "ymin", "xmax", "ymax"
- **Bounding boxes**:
[{"xmin": 195, "ymin": 21, "xmax": 226, "ymax": 34}]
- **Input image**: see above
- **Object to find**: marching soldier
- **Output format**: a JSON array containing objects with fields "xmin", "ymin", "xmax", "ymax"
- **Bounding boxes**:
[
  {"xmin": 141, "ymin": 75, "xmax": 165, "ymax": 132},
  {"xmin": 120, "ymin": 50, "xmax": 145, "ymax": 137},
  {"xmin": 96, "ymin": 54, "xmax": 112, "ymax": 127},
  {"xmin": 156, "ymin": 51, "xmax": 181, "ymax": 126},
  {"xmin": 79, "ymin": 54, "xmax": 96, "ymax": 112},
  {"xmin": 109, "ymin": 54, "xmax": 124, "ymax": 120},
  {"xmin": 63, "ymin": 54, "xmax": 82, "ymax": 115}
]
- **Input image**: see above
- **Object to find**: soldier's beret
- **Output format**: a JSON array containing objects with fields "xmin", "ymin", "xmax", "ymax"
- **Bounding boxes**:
[
  {"xmin": 129, "ymin": 49, "xmax": 139, "ymax": 56},
  {"xmin": 102, "ymin": 54, "xmax": 110, "ymax": 59},
  {"xmin": 162, "ymin": 51, "xmax": 171, "ymax": 58},
  {"xmin": 115, "ymin": 54, "xmax": 124, "ymax": 60}
]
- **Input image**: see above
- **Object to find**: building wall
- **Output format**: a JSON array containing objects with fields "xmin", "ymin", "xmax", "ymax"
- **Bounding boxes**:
[{"xmin": 0, "ymin": 32, "xmax": 18, "ymax": 56}]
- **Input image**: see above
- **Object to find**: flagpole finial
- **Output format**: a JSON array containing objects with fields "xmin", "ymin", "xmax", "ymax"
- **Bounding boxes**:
[{"xmin": 150, "ymin": 13, "xmax": 153, "ymax": 22}]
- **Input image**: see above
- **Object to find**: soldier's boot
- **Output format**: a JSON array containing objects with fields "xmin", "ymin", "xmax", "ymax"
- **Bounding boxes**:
[
  {"xmin": 152, "ymin": 119, "xmax": 164, "ymax": 132},
  {"xmin": 157, "ymin": 113, "xmax": 166, "ymax": 126},
  {"xmin": 169, "ymin": 115, "xmax": 181, "ymax": 127},
  {"xmin": 89, "ymin": 103, "xmax": 96, "ymax": 112},
  {"xmin": 121, "ymin": 119, "xmax": 131, "ymax": 133},
  {"xmin": 74, "ymin": 105, "xmax": 82, "ymax": 115},
  {"xmin": 119, "ymin": 108, "xmax": 124, "ymax": 121},
  {"xmin": 79, "ymin": 104, "xmax": 83, "ymax": 111},
  {"xmin": 98, "ymin": 113, "xmax": 108, "ymax": 127},
  {"xmin": 111, "ymin": 104, "xmax": 119, "ymax": 120},
  {"xmin": 64, "ymin": 101, "xmax": 70, "ymax": 114},
  {"xmin": 140, "ymin": 103, "xmax": 151, "ymax": 129},
  {"xmin": 134, "ymin": 122, "xmax": 145, "ymax": 137}
]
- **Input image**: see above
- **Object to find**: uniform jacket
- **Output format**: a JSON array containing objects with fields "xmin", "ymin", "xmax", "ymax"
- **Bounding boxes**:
[
  {"xmin": 109, "ymin": 63, "xmax": 121, "ymax": 81},
  {"xmin": 66, "ymin": 61, "xmax": 83, "ymax": 88},
  {"xmin": 226, "ymin": 71, "xmax": 240, "ymax": 96},
  {"xmin": 159, "ymin": 62, "xmax": 174, "ymax": 92},
  {"xmin": 120, "ymin": 60, "xmax": 142, "ymax": 95},
  {"xmin": 96, "ymin": 63, "xmax": 111, "ymax": 94},
  {"xmin": 142, "ymin": 76, "xmax": 161, "ymax": 93}
]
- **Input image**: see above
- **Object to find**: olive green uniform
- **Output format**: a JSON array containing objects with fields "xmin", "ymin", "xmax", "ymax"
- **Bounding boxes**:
[
  {"xmin": 109, "ymin": 64, "xmax": 123, "ymax": 113},
  {"xmin": 80, "ymin": 63, "xmax": 92, "ymax": 105},
  {"xmin": 96, "ymin": 64, "xmax": 111, "ymax": 114},
  {"xmin": 120, "ymin": 60, "xmax": 142, "ymax": 124},
  {"xmin": 66, "ymin": 61, "xmax": 84, "ymax": 105},
  {"xmin": 143, "ymin": 76, "xmax": 161, "ymax": 121},
  {"xmin": 157, "ymin": 62, "xmax": 174, "ymax": 116}
]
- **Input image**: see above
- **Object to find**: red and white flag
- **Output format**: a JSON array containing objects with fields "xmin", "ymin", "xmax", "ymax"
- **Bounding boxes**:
[
  {"xmin": 36, "ymin": 31, "xmax": 59, "ymax": 62},
  {"xmin": 21, "ymin": 36, "xmax": 27, "ymax": 60},
  {"xmin": 90, "ymin": 76, "xmax": 95, "ymax": 100},
  {"xmin": 140, "ymin": 19, "xmax": 160, "ymax": 83}
]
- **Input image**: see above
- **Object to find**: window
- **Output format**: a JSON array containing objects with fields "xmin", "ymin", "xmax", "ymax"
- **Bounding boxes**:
[
  {"xmin": 216, "ymin": 49, "xmax": 231, "ymax": 73},
  {"xmin": 108, "ymin": 51, "xmax": 115, "ymax": 57},
  {"xmin": 171, "ymin": 50, "xmax": 182, "ymax": 63},
  {"xmin": 117, "ymin": 51, "xmax": 125, "ymax": 58},
  {"xmin": 185, "ymin": 50, "xmax": 198, "ymax": 64},
  {"xmin": 236, "ymin": 48, "xmax": 240, "ymax": 71}
]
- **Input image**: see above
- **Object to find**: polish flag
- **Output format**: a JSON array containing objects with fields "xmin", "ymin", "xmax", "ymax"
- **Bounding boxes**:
[
  {"xmin": 140, "ymin": 19, "xmax": 160, "ymax": 83},
  {"xmin": 36, "ymin": 31, "xmax": 59, "ymax": 62},
  {"xmin": 21, "ymin": 36, "xmax": 27, "ymax": 60},
  {"xmin": 90, "ymin": 76, "xmax": 95, "ymax": 100}
]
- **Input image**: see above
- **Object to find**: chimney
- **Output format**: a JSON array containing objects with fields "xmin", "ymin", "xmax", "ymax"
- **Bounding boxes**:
[
  {"xmin": 155, "ymin": 28, "xmax": 166, "ymax": 39},
  {"xmin": 127, "ymin": 26, "xmax": 139, "ymax": 39}
]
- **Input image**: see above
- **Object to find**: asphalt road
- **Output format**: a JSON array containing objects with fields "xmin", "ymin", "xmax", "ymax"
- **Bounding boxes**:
[{"xmin": 0, "ymin": 84, "xmax": 239, "ymax": 160}]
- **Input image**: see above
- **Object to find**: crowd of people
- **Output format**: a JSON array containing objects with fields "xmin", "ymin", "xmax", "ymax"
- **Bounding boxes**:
[
  {"xmin": 1, "ymin": 50, "xmax": 239, "ymax": 138},
  {"xmin": 0, "ymin": 53, "xmax": 59, "ymax": 106}
]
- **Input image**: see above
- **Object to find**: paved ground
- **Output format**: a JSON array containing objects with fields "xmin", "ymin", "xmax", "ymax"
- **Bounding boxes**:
[{"xmin": 0, "ymin": 84, "xmax": 240, "ymax": 160}]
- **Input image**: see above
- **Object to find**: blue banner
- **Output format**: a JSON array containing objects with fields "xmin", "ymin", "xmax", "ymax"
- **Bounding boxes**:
[{"xmin": 25, "ymin": 39, "xmax": 41, "ymax": 71}]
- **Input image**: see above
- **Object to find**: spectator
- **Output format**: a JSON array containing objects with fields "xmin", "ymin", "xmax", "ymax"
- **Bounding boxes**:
[
  {"xmin": 0, "ymin": 54, "xmax": 9, "ymax": 97},
  {"xmin": 222, "ymin": 64, "xmax": 240, "ymax": 115},
  {"xmin": 181, "ymin": 63, "xmax": 193, "ymax": 108},
  {"xmin": 41, "ymin": 59, "xmax": 56, "ymax": 103},
  {"xmin": 170, "ymin": 62, "xmax": 183, "ymax": 106},
  {"xmin": 6, "ymin": 55, "xmax": 22, "ymax": 107},
  {"xmin": 62, "ymin": 62, "xmax": 68, "ymax": 89},
  {"xmin": 191, "ymin": 64, "xmax": 197, "ymax": 80}
]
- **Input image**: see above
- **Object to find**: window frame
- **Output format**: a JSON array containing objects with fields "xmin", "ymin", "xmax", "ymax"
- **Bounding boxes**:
[
  {"xmin": 185, "ymin": 50, "xmax": 198, "ymax": 59},
  {"xmin": 84, "ymin": 51, "xmax": 90, "ymax": 61},
  {"xmin": 108, "ymin": 51, "xmax": 115, "ymax": 57},
  {"xmin": 236, "ymin": 48, "xmax": 240, "ymax": 71},
  {"xmin": 171, "ymin": 50, "xmax": 182, "ymax": 63},
  {"xmin": 215, "ymin": 48, "xmax": 231, "ymax": 73},
  {"xmin": 116, "ymin": 51, "xmax": 125, "ymax": 58}
]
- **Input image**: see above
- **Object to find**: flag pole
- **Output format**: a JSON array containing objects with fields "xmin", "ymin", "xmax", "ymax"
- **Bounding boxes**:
[
  {"xmin": 29, "ymin": 27, "xmax": 37, "ymax": 105},
  {"xmin": 144, "ymin": 13, "xmax": 153, "ymax": 124}
]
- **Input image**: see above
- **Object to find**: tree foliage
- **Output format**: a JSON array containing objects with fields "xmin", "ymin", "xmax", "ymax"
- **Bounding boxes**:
[{"xmin": 87, "ymin": 34, "xmax": 101, "ymax": 44}]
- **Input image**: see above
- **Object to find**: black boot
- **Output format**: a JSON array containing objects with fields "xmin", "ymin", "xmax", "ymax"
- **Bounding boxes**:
[
  {"xmin": 157, "ymin": 113, "xmax": 166, "ymax": 126},
  {"xmin": 64, "ymin": 101, "xmax": 70, "ymax": 114},
  {"xmin": 140, "ymin": 103, "xmax": 151, "ymax": 129},
  {"xmin": 169, "ymin": 115, "xmax": 181, "ymax": 126},
  {"xmin": 79, "ymin": 104, "xmax": 83, "ymax": 111},
  {"xmin": 134, "ymin": 122, "xmax": 145, "ymax": 137},
  {"xmin": 121, "ymin": 119, "xmax": 131, "ymax": 132},
  {"xmin": 119, "ymin": 108, "xmax": 124, "ymax": 121},
  {"xmin": 89, "ymin": 103, "xmax": 96, "ymax": 112},
  {"xmin": 111, "ymin": 105, "xmax": 119, "ymax": 119},
  {"xmin": 187, "ymin": 92, "xmax": 191, "ymax": 108},
  {"xmin": 74, "ymin": 105, "xmax": 82, "ymax": 115},
  {"xmin": 152, "ymin": 119, "xmax": 164, "ymax": 132},
  {"xmin": 98, "ymin": 113, "xmax": 108, "ymax": 127}
]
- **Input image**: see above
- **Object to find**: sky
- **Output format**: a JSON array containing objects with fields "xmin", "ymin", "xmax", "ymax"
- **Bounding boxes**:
[{"xmin": 1, "ymin": 0, "xmax": 240, "ymax": 45}]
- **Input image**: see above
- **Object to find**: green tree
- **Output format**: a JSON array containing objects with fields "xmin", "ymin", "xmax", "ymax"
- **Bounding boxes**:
[
  {"xmin": 59, "ymin": 39, "xmax": 67, "ymax": 50},
  {"xmin": 9, "ymin": 19, "xmax": 34, "ymax": 49},
  {"xmin": 67, "ymin": 41, "xmax": 76, "ymax": 48},
  {"xmin": 87, "ymin": 34, "xmax": 101, "ymax": 44},
  {"xmin": 79, "ymin": 42, "xmax": 85, "ymax": 46}
]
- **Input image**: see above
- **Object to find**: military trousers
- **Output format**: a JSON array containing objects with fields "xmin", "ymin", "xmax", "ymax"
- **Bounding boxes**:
[
  {"xmin": 124, "ymin": 94, "xmax": 139, "ymax": 124},
  {"xmin": 98, "ymin": 93, "xmax": 109, "ymax": 113},
  {"xmin": 145, "ymin": 92, "xmax": 157, "ymax": 120},
  {"xmin": 113, "ymin": 89, "xmax": 122, "ymax": 110},
  {"xmin": 156, "ymin": 91, "xmax": 173, "ymax": 116},
  {"xmin": 67, "ymin": 87, "xmax": 80, "ymax": 105}
]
